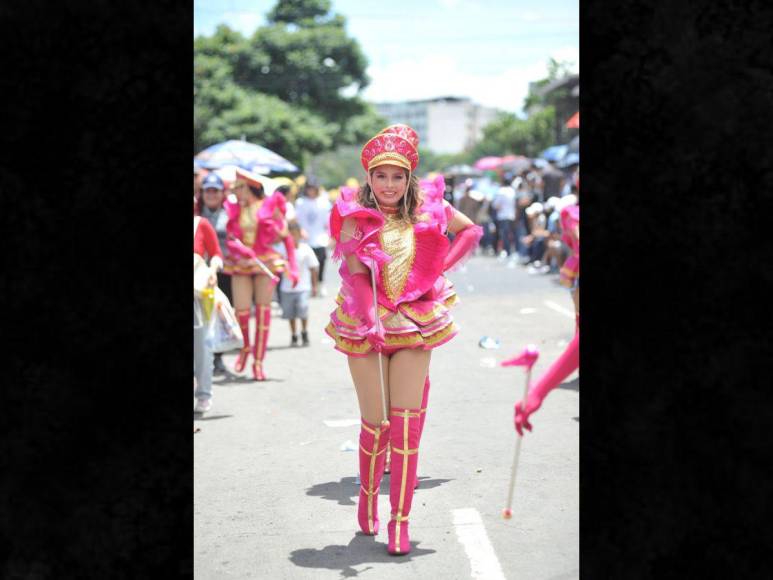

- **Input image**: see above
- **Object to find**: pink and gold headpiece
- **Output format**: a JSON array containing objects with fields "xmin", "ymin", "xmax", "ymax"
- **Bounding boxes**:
[{"xmin": 360, "ymin": 126, "xmax": 420, "ymax": 172}]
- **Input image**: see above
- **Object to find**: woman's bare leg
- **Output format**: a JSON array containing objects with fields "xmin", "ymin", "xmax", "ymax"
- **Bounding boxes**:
[
  {"xmin": 388, "ymin": 350, "xmax": 432, "ymax": 409},
  {"xmin": 232, "ymin": 274, "xmax": 254, "ymax": 311},
  {"xmin": 254, "ymin": 274, "xmax": 275, "ymax": 305},
  {"xmin": 348, "ymin": 353, "xmax": 391, "ymax": 425}
]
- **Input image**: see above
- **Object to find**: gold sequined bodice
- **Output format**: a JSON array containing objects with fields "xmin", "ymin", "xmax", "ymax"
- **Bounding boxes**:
[
  {"xmin": 379, "ymin": 215, "xmax": 415, "ymax": 302},
  {"xmin": 239, "ymin": 201, "xmax": 261, "ymax": 247}
]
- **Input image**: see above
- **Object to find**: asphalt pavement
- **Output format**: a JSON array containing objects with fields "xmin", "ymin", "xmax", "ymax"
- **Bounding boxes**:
[{"xmin": 194, "ymin": 253, "xmax": 579, "ymax": 579}]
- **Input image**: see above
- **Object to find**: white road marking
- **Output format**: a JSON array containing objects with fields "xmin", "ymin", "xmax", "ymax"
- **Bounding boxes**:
[
  {"xmin": 519, "ymin": 307, "xmax": 537, "ymax": 314},
  {"xmin": 452, "ymin": 508, "xmax": 507, "ymax": 580},
  {"xmin": 543, "ymin": 300, "xmax": 575, "ymax": 319},
  {"xmin": 323, "ymin": 419, "xmax": 361, "ymax": 427}
]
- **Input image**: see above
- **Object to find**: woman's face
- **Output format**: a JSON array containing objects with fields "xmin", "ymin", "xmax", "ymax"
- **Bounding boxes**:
[
  {"xmin": 232, "ymin": 181, "xmax": 251, "ymax": 205},
  {"xmin": 369, "ymin": 164, "xmax": 408, "ymax": 208}
]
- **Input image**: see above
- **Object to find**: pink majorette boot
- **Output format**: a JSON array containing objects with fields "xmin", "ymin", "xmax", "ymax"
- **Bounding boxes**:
[
  {"xmin": 234, "ymin": 308, "xmax": 251, "ymax": 373},
  {"xmin": 252, "ymin": 304, "xmax": 271, "ymax": 381},
  {"xmin": 414, "ymin": 375, "xmax": 430, "ymax": 489},
  {"xmin": 357, "ymin": 418, "xmax": 390, "ymax": 535},
  {"xmin": 387, "ymin": 407, "xmax": 422, "ymax": 555}
]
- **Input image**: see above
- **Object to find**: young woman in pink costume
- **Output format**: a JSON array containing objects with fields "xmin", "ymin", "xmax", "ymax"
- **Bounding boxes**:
[
  {"xmin": 223, "ymin": 167, "xmax": 299, "ymax": 381},
  {"xmin": 325, "ymin": 124, "xmax": 482, "ymax": 555},
  {"xmin": 514, "ymin": 190, "xmax": 579, "ymax": 435}
]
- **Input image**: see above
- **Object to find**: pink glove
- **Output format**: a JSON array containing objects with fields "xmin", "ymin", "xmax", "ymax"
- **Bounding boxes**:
[
  {"xmin": 443, "ymin": 224, "xmax": 483, "ymax": 272},
  {"xmin": 350, "ymin": 272, "xmax": 385, "ymax": 351},
  {"xmin": 282, "ymin": 235, "xmax": 300, "ymax": 288},
  {"xmin": 514, "ymin": 333, "xmax": 579, "ymax": 435},
  {"xmin": 226, "ymin": 237, "xmax": 257, "ymax": 262}
]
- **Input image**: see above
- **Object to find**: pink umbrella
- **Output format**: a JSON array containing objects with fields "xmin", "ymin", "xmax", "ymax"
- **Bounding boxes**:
[
  {"xmin": 474, "ymin": 156, "xmax": 503, "ymax": 170},
  {"xmin": 565, "ymin": 111, "xmax": 579, "ymax": 129}
]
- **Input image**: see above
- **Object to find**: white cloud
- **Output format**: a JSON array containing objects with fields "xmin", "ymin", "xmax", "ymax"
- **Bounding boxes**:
[
  {"xmin": 363, "ymin": 47, "xmax": 577, "ymax": 115},
  {"xmin": 221, "ymin": 11, "xmax": 264, "ymax": 37},
  {"xmin": 520, "ymin": 11, "xmax": 542, "ymax": 22},
  {"xmin": 550, "ymin": 45, "xmax": 580, "ymax": 72}
]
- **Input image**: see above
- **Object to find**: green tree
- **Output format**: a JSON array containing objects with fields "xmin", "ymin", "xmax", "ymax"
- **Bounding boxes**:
[
  {"xmin": 194, "ymin": 1, "xmax": 383, "ymax": 165},
  {"xmin": 468, "ymin": 106, "xmax": 556, "ymax": 159},
  {"xmin": 247, "ymin": 0, "xmax": 377, "ymax": 144},
  {"xmin": 199, "ymin": 89, "xmax": 335, "ymax": 168},
  {"xmin": 523, "ymin": 57, "xmax": 576, "ymax": 112}
]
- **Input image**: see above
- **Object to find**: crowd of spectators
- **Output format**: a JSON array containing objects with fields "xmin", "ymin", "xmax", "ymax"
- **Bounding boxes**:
[{"xmin": 453, "ymin": 159, "xmax": 579, "ymax": 275}]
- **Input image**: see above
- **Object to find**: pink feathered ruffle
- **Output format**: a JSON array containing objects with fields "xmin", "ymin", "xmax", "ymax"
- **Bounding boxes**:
[{"xmin": 223, "ymin": 192, "xmax": 288, "ymax": 259}]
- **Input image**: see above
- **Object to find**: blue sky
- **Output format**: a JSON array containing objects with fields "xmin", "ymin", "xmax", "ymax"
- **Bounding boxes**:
[{"xmin": 194, "ymin": 0, "xmax": 578, "ymax": 115}]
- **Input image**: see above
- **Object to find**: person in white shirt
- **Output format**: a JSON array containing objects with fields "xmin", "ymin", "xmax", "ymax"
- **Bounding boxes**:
[
  {"xmin": 294, "ymin": 181, "xmax": 332, "ymax": 295},
  {"xmin": 491, "ymin": 178, "xmax": 517, "ymax": 257},
  {"xmin": 280, "ymin": 222, "xmax": 319, "ymax": 347}
]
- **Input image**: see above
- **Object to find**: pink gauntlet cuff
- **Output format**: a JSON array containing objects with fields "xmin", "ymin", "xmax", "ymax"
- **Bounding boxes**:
[
  {"xmin": 350, "ymin": 272, "xmax": 376, "ymax": 328},
  {"xmin": 282, "ymin": 236, "xmax": 299, "ymax": 287},
  {"xmin": 443, "ymin": 225, "xmax": 483, "ymax": 272},
  {"xmin": 226, "ymin": 238, "xmax": 257, "ymax": 261}
]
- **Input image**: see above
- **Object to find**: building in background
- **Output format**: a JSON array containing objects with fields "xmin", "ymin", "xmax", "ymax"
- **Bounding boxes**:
[
  {"xmin": 527, "ymin": 74, "xmax": 579, "ymax": 145},
  {"xmin": 374, "ymin": 97, "xmax": 501, "ymax": 154}
]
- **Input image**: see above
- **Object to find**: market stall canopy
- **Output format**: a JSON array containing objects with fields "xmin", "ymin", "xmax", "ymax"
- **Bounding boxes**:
[
  {"xmin": 195, "ymin": 139, "xmax": 299, "ymax": 174},
  {"xmin": 566, "ymin": 111, "xmax": 579, "ymax": 129}
]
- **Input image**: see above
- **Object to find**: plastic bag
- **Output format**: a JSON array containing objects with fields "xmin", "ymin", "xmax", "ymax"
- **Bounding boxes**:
[{"xmin": 206, "ymin": 287, "xmax": 244, "ymax": 353}]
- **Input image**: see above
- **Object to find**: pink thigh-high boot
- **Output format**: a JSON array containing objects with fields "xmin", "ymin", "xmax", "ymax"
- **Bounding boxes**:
[
  {"xmin": 252, "ymin": 304, "xmax": 271, "ymax": 381},
  {"xmin": 385, "ymin": 375, "xmax": 429, "ymax": 483},
  {"xmin": 414, "ymin": 375, "xmax": 430, "ymax": 489},
  {"xmin": 234, "ymin": 308, "xmax": 251, "ymax": 373},
  {"xmin": 387, "ymin": 407, "xmax": 422, "ymax": 555},
  {"xmin": 357, "ymin": 419, "xmax": 390, "ymax": 535}
]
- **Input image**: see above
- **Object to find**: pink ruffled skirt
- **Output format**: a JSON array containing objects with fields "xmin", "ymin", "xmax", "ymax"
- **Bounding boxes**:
[{"xmin": 325, "ymin": 278, "xmax": 459, "ymax": 357}]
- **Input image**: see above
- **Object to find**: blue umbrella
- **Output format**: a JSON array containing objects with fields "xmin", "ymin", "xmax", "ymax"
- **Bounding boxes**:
[
  {"xmin": 195, "ymin": 139, "xmax": 299, "ymax": 174},
  {"xmin": 540, "ymin": 145, "xmax": 569, "ymax": 162},
  {"xmin": 558, "ymin": 152, "xmax": 579, "ymax": 168}
]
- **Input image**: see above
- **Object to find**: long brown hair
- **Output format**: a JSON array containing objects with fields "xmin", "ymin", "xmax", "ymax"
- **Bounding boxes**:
[{"xmin": 358, "ymin": 169, "xmax": 423, "ymax": 223}]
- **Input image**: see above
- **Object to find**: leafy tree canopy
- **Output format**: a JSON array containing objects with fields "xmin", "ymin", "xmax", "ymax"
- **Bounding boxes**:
[{"xmin": 194, "ymin": 1, "xmax": 383, "ymax": 166}]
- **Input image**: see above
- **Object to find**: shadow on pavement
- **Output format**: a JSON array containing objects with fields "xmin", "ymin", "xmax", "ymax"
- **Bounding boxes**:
[
  {"xmin": 193, "ymin": 413, "xmax": 234, "ymax": 421},
  {"xmin": 306, "ymin": 476, "xmax": 453, "ymax": 507},
  {"xmin": 266, "ymin": 345, "xmax": 312, "ymax": 351},
  {"xmin": 213, "ymin": 374, "xmax": 285, "ymax": 385},
  {"xmin": 558, "ymin": 377, "xmax": 579, "ymax": 392},
  {"xmin": 289, "ymin": 533, "xmax": 436, "ymax": 577}
]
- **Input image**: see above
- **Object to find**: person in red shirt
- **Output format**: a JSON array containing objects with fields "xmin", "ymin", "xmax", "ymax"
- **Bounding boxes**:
[{"xmin": 194, "ymin": 208, "xmax": 223, "ymax": 413}]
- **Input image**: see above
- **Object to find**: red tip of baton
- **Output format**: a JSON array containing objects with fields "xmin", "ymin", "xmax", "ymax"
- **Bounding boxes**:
[
  {"xmin": 502, "ymin": 508, "xmax": 513, "ymax": 519},
  {"xmin": 501, "ymin": 344, "xmax": 539, "ymax": 369}
]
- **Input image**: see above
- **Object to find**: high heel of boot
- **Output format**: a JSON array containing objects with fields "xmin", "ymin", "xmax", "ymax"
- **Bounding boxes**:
[
  {"xmin": 252, "ymin": 360, "xmax": 266, "ymax": 381},
  {"xmin": 234, "ymin": 347, "xmax": 250, "ymax": 373},
  {"xmin": 386, "ymin": 407, "xmax": 421, "ymax": 556},
  {"xmin": 387, "ymin": 517, "xmax": 411, "ymax": 555}
]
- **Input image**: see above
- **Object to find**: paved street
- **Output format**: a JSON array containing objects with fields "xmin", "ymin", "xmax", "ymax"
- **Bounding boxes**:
[{"xmin": 195, "ymin": 255, "xmax": 579, "ymax": 580}]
